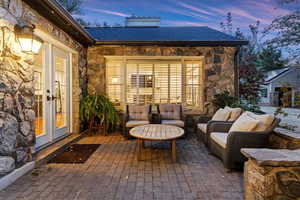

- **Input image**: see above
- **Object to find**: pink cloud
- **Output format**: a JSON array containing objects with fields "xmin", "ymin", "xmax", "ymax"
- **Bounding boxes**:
[
  {"xmin": 160, "ymin": 6, "xmax": 211, "ymax": 20},
  {"xmin": 86, "ymin": 8, "xmax": 130, "ymax": 17},
  {"xmin": 230, "ymin": 7, "xmax": 271, "ymax": 25},
  {"xmin": 176, "ymin": 2, "xmax": 215, "ymax": 16},
  {"xmin": 163, "ymin": 20, "xmax": 219, "ymax": 29}
]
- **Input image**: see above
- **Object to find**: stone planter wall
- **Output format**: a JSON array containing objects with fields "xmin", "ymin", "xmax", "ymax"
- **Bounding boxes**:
[
  {"xmin": 0, "ymin": 0, "xmax": 87, "ymax": 175},
  {"xmin": 269, "ymin": 128, "xmax": 300, "ymax": 150},
  {"xmin": 87, "ymin": 46, "xmax": 237, "ymax": 113},
  {"xmin": 242, "ymin": 149, "xmax": 300, "ymax": 200}
]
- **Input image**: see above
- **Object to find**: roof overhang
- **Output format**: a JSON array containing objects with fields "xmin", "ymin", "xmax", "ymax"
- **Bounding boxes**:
[
  {"xmin": 23, "ymin": 0, "xmax": 94, "ymax": 47},
  {"xmin": 94, "ymin": 40, "xmax": 248, "ymax": 46}
]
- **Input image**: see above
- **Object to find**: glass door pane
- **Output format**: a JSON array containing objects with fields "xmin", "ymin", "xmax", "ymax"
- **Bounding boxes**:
[
  {"xmin": 52, "ymin": 46, "xmax": 69, "ymax": 139},
  {"xmin": 54, "ymin": 56, "xmax": 67, "ymax": 129},
  {"xmin": 33, "ymin": 50, "xmax": 45, "ymax": 136}
]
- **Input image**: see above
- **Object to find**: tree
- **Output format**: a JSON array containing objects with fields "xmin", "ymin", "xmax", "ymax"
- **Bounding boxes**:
[
  {"xmin": 75, "ymin": 18, "xmax": 91, "ymax": 27},
  {"xmin": 264, "ymin": 1, "xmax": 300, "ymax": 62},
  {"xmin": 57, "ymin": 0, "xmax": 83, "ymax": 14},
  {"xmin": 256, "ymin": 45, "xmax": 287, "ymax": 72},
  {"xmin": 239, "ymin": 54, "xmax": 265, "ymax": 104},
  {"xmin": 220, "ymin": 13, "xmax": 265, "ymax": 104}
]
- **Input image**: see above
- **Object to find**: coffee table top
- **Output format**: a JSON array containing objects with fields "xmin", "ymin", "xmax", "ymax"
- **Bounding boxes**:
[{"xmin": 130, "ymin": 124, "xmax": 184, "ymax": 141}]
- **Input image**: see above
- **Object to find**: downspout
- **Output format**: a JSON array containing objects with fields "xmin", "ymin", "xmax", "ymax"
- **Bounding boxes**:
[{"xmin": 234, "ymin": 46, "xmax": 241, "ymax": 102}]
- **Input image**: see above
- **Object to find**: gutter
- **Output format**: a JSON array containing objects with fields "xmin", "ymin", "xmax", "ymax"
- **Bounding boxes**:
[
  {"xmin": 234, "ymin": 46, "xmax": 241, "ymax": 99},
  {"xmin": 23, "ymin": 0, "xmax": 94, "ymax": 45},
  {"xmin": 42, "ymin": 0, "xmax": 94, "ymax": 44},
  {"xmin": 94, "ymin": 40, "xmax": 249, "ymax": 47}
]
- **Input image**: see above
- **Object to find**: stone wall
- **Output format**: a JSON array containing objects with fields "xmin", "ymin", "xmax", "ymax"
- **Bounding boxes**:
[
  {"xmin": 0, "ymin": 0, "xmax": 87, "ymax": 175},
  {"xmin": 243, "ymin": 149, "xmax": 300, "ymax": 200},
  {"xmin": 269, "ymin": 128, "xmax": 300, "ymax": 150},
  {"xmin": 87, "ymin": 46, "xmax": 237, "ymax": 113}
]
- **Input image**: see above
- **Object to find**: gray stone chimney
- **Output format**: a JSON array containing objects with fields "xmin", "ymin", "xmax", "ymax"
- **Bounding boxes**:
[{"xmin": 125, "ymin": 16, "xmax": 160, "ymax": 27}]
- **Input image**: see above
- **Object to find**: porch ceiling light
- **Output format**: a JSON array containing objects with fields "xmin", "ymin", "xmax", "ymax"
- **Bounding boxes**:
[{"xmin": 14, "ymin": 21, "xmax": 43, "ymax": 54}]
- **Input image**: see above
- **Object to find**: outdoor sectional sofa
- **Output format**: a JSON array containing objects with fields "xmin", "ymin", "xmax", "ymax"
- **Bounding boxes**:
[{"xmin": 209, "ymin": 117, "xmax": 280, "ymax": 171}]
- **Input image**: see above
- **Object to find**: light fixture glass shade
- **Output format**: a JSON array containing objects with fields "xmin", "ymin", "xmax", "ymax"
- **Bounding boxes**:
[
  {"xmin": 31, "ymin": 35, "xmax": 43, "ymax": 54},
  {"xmin": 18, "ymin": 35, "xmax": 33, "ymax": 53},
  {"xmin": 15, "ymin": 22, "xmax": 44, "ymax": 54}
]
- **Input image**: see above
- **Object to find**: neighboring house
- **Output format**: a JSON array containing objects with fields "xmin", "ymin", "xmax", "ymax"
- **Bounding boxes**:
[
  {"xmin": 0, "ymin": 0, "xmax": 247, "ymax": 179},
  {"xmin": 260, "ymin": 67, "xmax": 300, "ymax": 107}
]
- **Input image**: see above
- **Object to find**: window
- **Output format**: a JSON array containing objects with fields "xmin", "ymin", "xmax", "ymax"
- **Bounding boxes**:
[
  {"xmin": 261, "ymin": 88, "xmax": 268, "ymax": 98},
  {"xmin": 106, "ymin": 57, "xmax": 203, "ymax": 109}
]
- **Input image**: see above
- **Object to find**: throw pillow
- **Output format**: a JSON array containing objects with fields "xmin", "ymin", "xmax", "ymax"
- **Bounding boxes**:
[{"xmin": 229, "ymin": 112, "xmax": 259, "ymax": 133}]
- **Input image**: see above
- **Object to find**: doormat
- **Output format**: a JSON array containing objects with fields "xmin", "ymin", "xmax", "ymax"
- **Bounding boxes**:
[{"xmin": 48, "ymin": 144, "xmax": 101, "ymax": 164}]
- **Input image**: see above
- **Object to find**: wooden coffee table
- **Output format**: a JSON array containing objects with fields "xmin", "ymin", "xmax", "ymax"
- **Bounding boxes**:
[{"xmin": 130, "ymin": 124, "xmax": 184, "ymax": 162}]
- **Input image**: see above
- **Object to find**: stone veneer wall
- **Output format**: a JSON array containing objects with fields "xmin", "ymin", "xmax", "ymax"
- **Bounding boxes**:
[
  {"xmin": 87, "ymin": 46, "xmax": 237, "ymax": 113},
  {"xmin": 0, "ymin": 0, "xmax": 87, "ymax": 175},
  {"xmin": 244, "ymin": 160, "xmax": 300, "ymax": 200},
  {"xmin": 269, "ymin": 128, "xmax": 300, "ymax": 150},
  {"xmin": 242, "ymin": 149, "xmax": 300, "ymax": 200}
]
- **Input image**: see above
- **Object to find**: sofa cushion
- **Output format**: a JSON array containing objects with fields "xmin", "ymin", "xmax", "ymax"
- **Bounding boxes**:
[
  {"xmin": 212, "ymin": 108, "xmax": 231, "ymax": 121},
  {"xmin": 225, "ymin": 106, "xmax": 242, "ymax": 121},
  {"xmin": 159, "ymin": 104, "xmax": 181, "ymax": 120},
  {"xmin": 161, "ymin": 120, "xmax": 184, "ymax": 128},
  {"xmin": 245, "ymin": 111, "xmax": 275, "ymax": 132},
  {"xmin": 126, "ymin": 120, "xmax": 150, "ymax": 128},
  {"xmin": 197, "ymin": 123, "xmax": 207, "ymax": 133},
  {"xmin": 128, "ymin": 105, "xmax": 150, "ymax": 121},
  {"xmin": 229, "ymin": 113, "xmax": 259, "ymax": 133},
  {"xmin": 210, "ymin": 132, "xmax": 228, "ymax": 149}
]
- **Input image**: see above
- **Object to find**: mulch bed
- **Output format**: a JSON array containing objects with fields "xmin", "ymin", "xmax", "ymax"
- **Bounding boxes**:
[{"xmin": 48, "ymin": 144, "xmax": 100, "ymax": 164}]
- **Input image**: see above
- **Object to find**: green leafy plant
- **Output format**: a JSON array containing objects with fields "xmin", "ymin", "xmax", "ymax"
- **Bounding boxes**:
[
  {"xmin": 212, "ymin": 91, "xmax": 263, "ymax": 113},
  {"xmin": 80, "ymin": 94, "xmax": 119, "ymax": 134},
  {"xmin": 212, "ymin": 91, "xmax": 238, "ymax": 109}
]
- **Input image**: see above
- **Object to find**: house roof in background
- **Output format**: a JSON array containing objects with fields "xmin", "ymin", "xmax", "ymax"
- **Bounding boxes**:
[
  {"xmin": 23, "ymin": 0, "xmax": 94, "ymax": 46},
  {"xmin": 265, "ymin": 67, "xmax": 292, "ymax": 83},
  {"xmin": 85, "ymin": 26, "xmax": 248, "ymax": 46}
]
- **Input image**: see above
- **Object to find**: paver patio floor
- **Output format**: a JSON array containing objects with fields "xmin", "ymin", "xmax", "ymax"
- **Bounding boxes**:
[{"xmin": 0, "ymin": 133, "xmax": 243, "ymax": 200}]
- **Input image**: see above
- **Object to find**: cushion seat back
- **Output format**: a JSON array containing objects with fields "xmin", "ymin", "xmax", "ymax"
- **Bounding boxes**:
[
  {"xmin": 128, "ymin": 105, "xmax": 150, "ymax": 121},
  {"xmin": 159, "ymin": 104, "xmax": 181, "ymax": 120}
]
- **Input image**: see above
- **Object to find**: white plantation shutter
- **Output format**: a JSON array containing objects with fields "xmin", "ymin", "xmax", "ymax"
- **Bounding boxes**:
[
  {"xmin": 126, "ymin": 63, "xmax": 138, "ymax": 104},
  {"xmin": 106, "ymin": 58, "xmax": 203, "ymax": 109},
  {"xmin": 137, "ymin": 64, "xmax": 153, "ymax": 104},
  {"xmin": 169, "ymin": 63, "xmax": 182, "ymax": 103},
  {"xmin": 154, "ymin": 63, "xmax": 169, "ymax": 103},
  {"xmin": 184, "ymin": 61, "xmax": 202, "ymax": 108},
  {"xmin": 106, "ymin": 61, "xmax": 122, "ymax": 106}
]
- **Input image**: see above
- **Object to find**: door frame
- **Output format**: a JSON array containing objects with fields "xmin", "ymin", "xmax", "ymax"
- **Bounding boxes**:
[{"xmin": 34, "ymin": 29, "xmax": 76, "ymax": 149}]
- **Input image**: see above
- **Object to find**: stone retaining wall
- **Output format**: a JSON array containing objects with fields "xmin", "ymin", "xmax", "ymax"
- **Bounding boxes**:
[
  {"xmin": 242, "ymin": 149, "xmax": 300, "ymax": 200},
  {"xmin": 269, "ymin": 128, "xmax": 300, "ymax": 149},
  {"xmin": 0, "ymin": 0, "xmax": 87, "ymax": 175},
  {"xmin": 87, "ymin": 46, "xmax": 237, "ymax": 113}
]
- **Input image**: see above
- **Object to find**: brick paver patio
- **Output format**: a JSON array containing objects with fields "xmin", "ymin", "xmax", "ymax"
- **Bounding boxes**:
[{"xmin": 0, "ymin": 133, "xmax": 243, "ymax": 200}]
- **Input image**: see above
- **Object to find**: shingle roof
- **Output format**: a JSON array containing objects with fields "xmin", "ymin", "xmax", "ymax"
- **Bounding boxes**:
[
  {"xmin": 265, "ymin": 67, "xmax": 291, "ymax": 83},
  {"xmin": 85, "ymin": 26, "xmax": 247, "ymax": 45}
]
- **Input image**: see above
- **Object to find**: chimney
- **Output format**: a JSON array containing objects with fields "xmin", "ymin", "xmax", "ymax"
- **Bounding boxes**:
[{"xmin": 125, "ymin": 16, "xmax": 160, "ymax": 27}]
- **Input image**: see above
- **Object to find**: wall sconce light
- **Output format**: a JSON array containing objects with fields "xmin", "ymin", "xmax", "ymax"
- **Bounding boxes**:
[{"xmin": 14, "ymin": 21, "xmax": 43, "ymax": 54}]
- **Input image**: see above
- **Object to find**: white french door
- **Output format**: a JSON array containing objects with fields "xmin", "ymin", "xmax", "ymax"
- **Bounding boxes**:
[{"xmin": 34, "ymin": 44, "xmax": 71, "ymax": 149}]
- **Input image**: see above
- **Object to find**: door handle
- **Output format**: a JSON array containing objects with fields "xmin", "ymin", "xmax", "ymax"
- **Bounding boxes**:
[
  {"xmin": 52, "ymin": 95, "xmax": 57, "ymax": 101},
  {"xmin": 47, "ymin": 96, "xmax": 51, "ymax": 101}
]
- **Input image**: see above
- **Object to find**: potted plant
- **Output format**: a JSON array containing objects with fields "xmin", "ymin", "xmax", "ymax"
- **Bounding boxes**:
[{"xmin": 80, "ymin": 94, "xmax": 119, "ymax": 135}]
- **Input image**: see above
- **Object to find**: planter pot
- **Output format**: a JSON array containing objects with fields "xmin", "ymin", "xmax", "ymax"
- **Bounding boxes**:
[{"xmin": 0, "ymin": 0, "xmax": 10, "ymax": 9}]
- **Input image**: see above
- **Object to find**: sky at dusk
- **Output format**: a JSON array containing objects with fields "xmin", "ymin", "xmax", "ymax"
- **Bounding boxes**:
[{"xmin": 77, "ymin": 0, "xmax": 299, "ymax": 32}]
